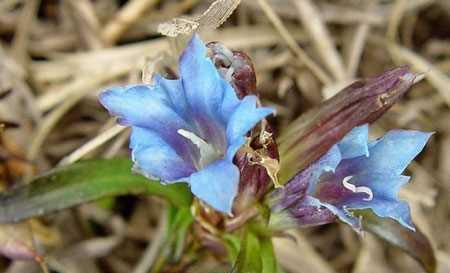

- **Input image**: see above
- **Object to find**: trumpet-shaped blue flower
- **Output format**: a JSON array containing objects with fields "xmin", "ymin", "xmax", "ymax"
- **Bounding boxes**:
[
  {"xmin": 272, "ymin": 124, "xmax": 432, "ymax": 231},
  {"xmin": 99, "ymin": 34, "xmax": 274, "ymax": 213}
]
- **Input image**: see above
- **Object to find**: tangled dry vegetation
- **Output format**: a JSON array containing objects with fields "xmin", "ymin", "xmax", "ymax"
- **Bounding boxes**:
[{"xmin": 0, "ymin": 0, "xmax": 449, "ymax": 272}]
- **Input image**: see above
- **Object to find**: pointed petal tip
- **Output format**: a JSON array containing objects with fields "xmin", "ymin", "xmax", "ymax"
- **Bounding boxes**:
[
  {"xmin": 390, "ymin": 129, "xmax": 434, "ymax": 148},
  {"xmin": 241, "ymin": 95, "xmax": 277, "ymax": 116},
  {"xmin": 98, "ymin": 88, "xmax": 117, "ymax": 108},
  {"xmin": 180, "ymin": 33, "xmax": 206, "ymax": 63},
  {"xmin": 375, "ymin": 208, "xmax": 416, "ymax": 232},
  {"xmin": 98, "ymin": 88, "xmax": 128, "ymax": 123},
  {"xmin": 259, "ymin": 107, "xmax": 276, "ymax": 118}
]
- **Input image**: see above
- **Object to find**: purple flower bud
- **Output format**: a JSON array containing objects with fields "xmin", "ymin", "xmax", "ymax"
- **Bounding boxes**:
[
  {"xmin": 207, "ymin": 41, "xmax": 257, "ymax": 98},
  {"xmin": 278, "ymin": 66, "xmax": 421, "ymax": 183}
]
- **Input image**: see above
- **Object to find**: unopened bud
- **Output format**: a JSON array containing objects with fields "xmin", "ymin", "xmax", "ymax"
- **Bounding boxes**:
[{"xmin": 207, "ymin": 41, "xmax": 257, "ymax": 98}]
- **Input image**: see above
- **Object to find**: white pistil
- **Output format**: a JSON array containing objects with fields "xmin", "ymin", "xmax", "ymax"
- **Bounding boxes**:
[
  {"xmin": 177, "ymin": 129, "xmax": 221, "ymax": 168},
  {"xmin": 342, "ymin": 176, "xmax": 373, "ymax": 201}
]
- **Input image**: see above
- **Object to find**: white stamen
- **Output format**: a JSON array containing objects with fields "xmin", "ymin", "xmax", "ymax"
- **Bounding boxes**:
[
  {"xmin": 177, "ymin": 129, "xmax": 221, "ymax": 168},
  {"xmin": 342, "ymin": 176, "xmax": 373, "ymax": 201}
]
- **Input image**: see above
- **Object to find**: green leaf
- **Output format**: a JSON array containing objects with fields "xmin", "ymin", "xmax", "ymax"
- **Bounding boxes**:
[
  {"xmin": 170, "ymin": 207, "xmax": 194, "ymax": 261},
  {"xmin": 260, "ymin": 237, "xmax": 278, "ymax": 273},
  {"xmin": 223, "ymin": 234, "xmax": 241, "ymax": 263},
  {"xmin": 231, "ymin": 228, "xmax": 279, "ymax": 273},
  {"xmin": 359, "ymin": 210, "xmax": 436, "ymax": 273},
  {"xmin": 232, "ymin": 230, "xmax": 262, "ymax": 273},
  {"xmin": 149, "ymin": 206, "xmax": 194, "ymax": 273},
  {"xmin": 0, "ymin": 158, "xmax": 192, "ymax": 223}
]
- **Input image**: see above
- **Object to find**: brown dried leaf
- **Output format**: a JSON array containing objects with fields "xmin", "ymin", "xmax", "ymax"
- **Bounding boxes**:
[{"xmin": 196, "ymin": 0, "xmax": 241, "ymax": 29}]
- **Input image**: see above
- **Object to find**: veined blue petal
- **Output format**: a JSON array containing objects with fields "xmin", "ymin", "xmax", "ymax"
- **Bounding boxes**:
[
  {"xmin": 101, "ymin": 85, "xmax": 197, "ymax": 158},
  {"xmin": 179, "ymin": 34, "xmax": 224, "ymax": 120},
  {"xmin": 178, "ymin": 34, "xmax": 232, "ymax": 149},
  {"xmin": 153, "ymin": 75, "xmax": 189, "ymax": 118},
  {"xmin": 340, "ymin": 172, "xmax": 414, "ymax": 230},
  {"xmin": 338, "ymin": 124, "xmax": 369, "ymax": 159},
  {"xmin": 129, "ymin": 126, "xmax": 197, "ymax": 162},
  {"xmin": 271, "ymin": 145, "xmax": 341, "ymax": 213},
  {"xmin": 349, "ymin": 171, "xmax": 410, "ymax": 200},
  {"xmin": 99, "ymin": 85, "xmax": 190, "ymax": 131},
  {"xmin": 225, "ymin": 138, "xmax": 246, "ymax": 162},
  {"xmin": 305, "ymin": 144, "xmax": 341, "ymax": 194},
  {"xmin": 223, "ymin": 95, "xmax": 273, "ymax": 161},
  {"xmin": 130, "ymin": 127, "xmax": 196, "ymax": 182},
  {"xmin": 311, "ymin": 171, "xmax": 413, "ymax": 230},
  {"xmin": 350, "ymin": 130, "xmax": 433, "ymax": 175},
  {"xmin": 219, "ymin": 79, "xmax": 240, "ymax": 122},
  {"xmin": 226, "ymin": 95, "xmax": 274, "ymax": 144},
  {"xmin": 302, "ymin": 196, "xmax": 361, "ymax": 229},
  {"xmin": 188, "ymin": 160, "xmax": 240, "ymax": 213}
]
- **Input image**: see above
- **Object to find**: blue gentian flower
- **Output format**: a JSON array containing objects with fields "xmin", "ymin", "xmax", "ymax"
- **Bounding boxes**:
[
  {"xmin": 272, "ymin": 124, "xmax": 432, "ymax": 231},
  {"xmin": 99, "ymin": 34, "xmax": 274, "ymax": 213}
]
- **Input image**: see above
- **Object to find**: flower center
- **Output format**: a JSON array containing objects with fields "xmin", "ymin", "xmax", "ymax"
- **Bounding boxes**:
[
  {"xmin": 177, "ymin": 129, "xmax": 222, "ymax": 169},
  {"xmin": 342, "ymin": 176, "xmax": 373, "ymax": 201}
]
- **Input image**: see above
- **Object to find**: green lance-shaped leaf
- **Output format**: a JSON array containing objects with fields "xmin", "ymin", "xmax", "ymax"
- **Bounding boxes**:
[
  {"xmin": 260, "ymin": 237, "xmax": 279, "ymax": 273},
  {"xmin": 232, "ymin": 230, "xmax": 262, "ymax": 273},
  {"xmin": 231, "ymin": 228, "xmax": 279, "ymax": 273},
  {"xmin": 166, "ymin": 206, "xmax": 194, "ymax": 261},
  {"xmin": 359, "ymin": 210, "xmax": 436, "ymax": 273},
  {"xmin": 149, "ymin": 206, "xmax": 194, "ymax": 272},
  {"xmin": 0, "ymin": 158, "xmax": 192, "ymax": 224}
]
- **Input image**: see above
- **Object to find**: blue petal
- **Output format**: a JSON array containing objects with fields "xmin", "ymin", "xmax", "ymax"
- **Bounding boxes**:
[
  {"xmin": 99, "ymin": 85, "xmax": 191, "ymax": 131},
  {"xmin": 305, "ymin": 144, "xmax": 341, "ymax": 194},
  {"xmin": 349, "ymin": 130, "xmax": 432, "ymax": 175},
  {"xmin": 130, "ymin": 127, "xmax": 196, "ymax": 182},
  {"xmin": 359, "ymin": 199, "xmax": 413, "ymax": 230},
  {"xmin": 219, "ymin": 80, "xmax": 240, "ymax": 122},
  {"xmin": 338, "ymin": 124, "xmax": 369, "ymax": 159},
  {"xmin": 225, "ymin": 95, "xmax": 274, "ymax": 146},
  {"xmin": 153, "ymin": 75, "xmax": 189, "ymax": 118},
  {"xmin": 341, "ymin": 172, "xmax": 414, "ymax": 230},
  {"xmin": 179, "ymin": 34, "xmax": 233, "ymax": 148},
  {"xmin": 179, "ymin": 34, "xmax": 224, "ymax": 122},
  {"xmin": 225, "ymin": 138, "xmax": 247, "ymax": 162},
  {"xmin": 303, "ymin": 196, "xmax": 361, "ymax": 229},
  {"xmin": 100, "ymin": 85, "xmax": 196, "ymax": 156},
  {"xmin": 224, "ymin": 95, "xmax": 274, "ymax": 160},
  {"xmin": 188, "ymin": 160, "xmax": 240, "ymax": 213}
]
